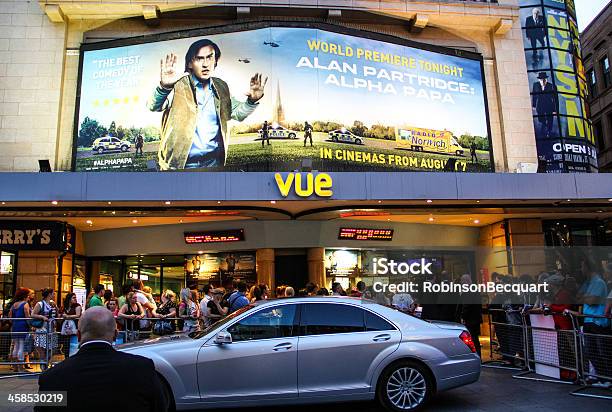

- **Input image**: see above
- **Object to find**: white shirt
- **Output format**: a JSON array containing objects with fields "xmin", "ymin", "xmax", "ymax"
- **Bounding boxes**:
[
  {"xmin": 80, "ymin": 340, "xmax": 112, "ymax": 348},
  {"xmin": 200, "ymin": 295, "xmax": 212, "ymax": 319}
]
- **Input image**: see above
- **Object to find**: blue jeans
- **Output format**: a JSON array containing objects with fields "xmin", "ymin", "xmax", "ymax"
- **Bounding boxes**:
[{"xmin": 185, "ymin": 150, "xmax": 223, "ymax": 168}]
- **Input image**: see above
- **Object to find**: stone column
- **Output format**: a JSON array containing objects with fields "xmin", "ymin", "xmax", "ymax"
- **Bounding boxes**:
[
  {"xmin": 256, "ymin": 248, "xmax": 275, "ymax": 293},
  {"xmin": 307, "ymin": 248, "xmax": 326, "ymax": 289}
]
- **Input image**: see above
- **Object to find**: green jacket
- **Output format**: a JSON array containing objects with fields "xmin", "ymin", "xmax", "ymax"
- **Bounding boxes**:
[{"xmin": 148, "ymin": 75, "xmax": 257, "ymax": 170}]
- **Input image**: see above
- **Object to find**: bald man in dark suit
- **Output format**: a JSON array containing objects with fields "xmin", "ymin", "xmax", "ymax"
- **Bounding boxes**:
[{"xmin": 35, "ymin": 307, "xmax": 167, "ymax": 411}]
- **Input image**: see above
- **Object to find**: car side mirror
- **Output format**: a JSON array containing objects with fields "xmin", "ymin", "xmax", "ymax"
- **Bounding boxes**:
[{"xmin": 214, "ymin": 331, "xmax": 232, "ymax": 345}]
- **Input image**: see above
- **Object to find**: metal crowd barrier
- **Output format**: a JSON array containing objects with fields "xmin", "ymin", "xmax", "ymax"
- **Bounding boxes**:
[
  {"xmin": 0, "ymin": 316, "xmax": 186, "ymax": 376},
  {"xmin": 570, "ymin": 313, "xmax": 612, "ymax": 400},
  {"xmin": 483, "ymin": 307, "xmax": 612, "ymax": 399},
  {"xmin": 483, "ymin": 308, "xmax": 527, "ymax": 370}
]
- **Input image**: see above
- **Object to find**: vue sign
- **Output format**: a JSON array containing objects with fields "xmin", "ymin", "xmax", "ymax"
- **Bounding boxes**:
[{"xmin": 274, "ymin": 173, "xmax": 333, "ymax": 198}]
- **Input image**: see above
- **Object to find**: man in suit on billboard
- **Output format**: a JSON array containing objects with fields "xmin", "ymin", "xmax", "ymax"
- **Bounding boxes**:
[
  {"xmin": 149, "ymin": 39, "xmax": 268, "ymax": 170},
  {"xmin": 525, "ymin": 8, "xmax": 546, "ymax": 61},
  {"xmin": 532, "ymin": 72, "xmax": 558, "ymax": 139}
]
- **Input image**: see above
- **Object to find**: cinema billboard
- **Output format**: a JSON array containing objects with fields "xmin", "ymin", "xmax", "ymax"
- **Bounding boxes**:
[
  {"xmin": 74, "ymin": 23, "xmax": 493, "ymax": 172},
  {"xmin": 519, "ymin": 0, "xmax": 598, "ymax": 172}
]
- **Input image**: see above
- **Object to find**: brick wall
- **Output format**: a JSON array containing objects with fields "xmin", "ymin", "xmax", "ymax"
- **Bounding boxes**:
[{"xmin": 0, "ymin": 0, "xmax": 66, "ymax": 171}]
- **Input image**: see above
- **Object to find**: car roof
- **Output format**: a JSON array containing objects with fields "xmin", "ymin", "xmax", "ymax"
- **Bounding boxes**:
[{"xmin": 252, "ymin": 296, "xmax": 372, "ymax": 307}]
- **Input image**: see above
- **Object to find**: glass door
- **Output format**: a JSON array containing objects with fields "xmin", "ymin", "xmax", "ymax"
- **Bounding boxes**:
[
  {"xmin": 161, "ymin": 266, "xmax": 185, "ymax": 297},
  {"xmin": 0, "ymin": 251, "xmax": 16, "ymax": 311}
]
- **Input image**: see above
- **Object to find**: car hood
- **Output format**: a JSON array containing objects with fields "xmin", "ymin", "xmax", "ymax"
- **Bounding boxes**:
[{"xmin": 118, "ymin": 333, "xmax": 192, "ymax": 352}]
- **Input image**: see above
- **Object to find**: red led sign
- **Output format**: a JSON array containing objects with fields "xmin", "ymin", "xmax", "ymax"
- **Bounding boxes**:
[
  {"xmin": 338, "ymin": 228, "xmax": 394, "ymax": 241},
  {"xmin": 184, "ymin": 229, "xmax": 245, "ymax": 244}
]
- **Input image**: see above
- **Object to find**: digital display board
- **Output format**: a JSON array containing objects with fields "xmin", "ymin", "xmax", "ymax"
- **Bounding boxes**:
[
  {"xmin": 338, "ymin": 228, "xmax": 394, "ymax": 241},
  {"xmin": 519, "ymin": 0, "xmax": 597, "ymax": 172},
  {"xmin": 74, "ymin": 22, "xmax": 492, "ymax": 173},
  {"xmin": 184, "ymin": 229, "xmax": 245, "ymax": 244}
]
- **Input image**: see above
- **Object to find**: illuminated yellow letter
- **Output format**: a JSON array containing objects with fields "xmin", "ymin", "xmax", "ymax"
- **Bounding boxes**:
[
  {"xmin": 315, "ymin": 173, "xmax": 333, "ymax": 197},
  {"xmin": 294, "ymin": 173, "xmax": 314, "ymax": 197},
  {"xmin": 275, "ymin": 173, "xmax": 294, "ymax": 197}
]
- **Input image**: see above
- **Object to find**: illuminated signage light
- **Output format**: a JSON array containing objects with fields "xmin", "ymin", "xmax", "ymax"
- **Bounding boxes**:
[
  {"xmin": 275, "ymin": 172, "xmax": 333, "ymax": 197},
  {"xmin": 184, "ymin": 229, "xmax": 245, "ymax": 244},
  {"xmin": 338, "ymin": 227, "xmax": 394, "ymax": 241}
]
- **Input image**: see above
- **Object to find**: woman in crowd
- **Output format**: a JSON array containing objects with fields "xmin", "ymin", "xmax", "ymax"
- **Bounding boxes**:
[
  {"xmin": 103, "ymin": 289, "xmax": 114, "ymax": 305},
  {"xmin": 118, "ymin": 291, "xmax": 144, "ymax": 337},
  {"xmin": 206, "ymin": 289, "xmax": 228, "ymax": 327},
  {"xmin": 179, "ymin": 288, "xmax": 200, "ymax": 333},
  {"xmin": 284, "ymin": 286, "xmax": 295, "ymax": 297},
  {"xmin": 152, "ymin": 290, "xmax": 177, "ymax": 334},
  {"xmin": 275, "ymin": 285, "xmax": 286, "ymax": 299},
  {"xmin": 31, "ymin": 288, "xmax": 58, "ymax": 369},
  {"xmin": 331, "ymin": 282, "xmax": 347, "ymax": 296},
  {"xmin": 316, "ymin": 288, "xmax": 330, "ymax": 296},
  {"xmin": 249, "ymin": 285, "xmax": 264, "ymax": 302},
  {"xmin": 106, "ymin": 298, "xmax": 119, "ymax": 316},
  {"xmin": 8, "ymin": 288, "xmax": 32, "ymax": 372},
  {"xmin": 259, "ymin": 284, "xmax": 270, "ymax": 300},
  {"xmin": 59, "ymin": 293, "xmax": 81, "ymax": 358}
]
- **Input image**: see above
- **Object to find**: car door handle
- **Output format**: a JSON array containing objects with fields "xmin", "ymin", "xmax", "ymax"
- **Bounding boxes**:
[
  {"xmin": 272, "ymin": 342, "xmax": 292, "ymax": 351},
  {"xmin": 373, "ymin": 334, "xmax": 391, "ymax": 342}
]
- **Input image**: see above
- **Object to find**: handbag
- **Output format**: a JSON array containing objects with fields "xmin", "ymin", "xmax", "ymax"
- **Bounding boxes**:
[{"xmin": 61, "ymin": 319, "xmax": 77, "ymax": 336}]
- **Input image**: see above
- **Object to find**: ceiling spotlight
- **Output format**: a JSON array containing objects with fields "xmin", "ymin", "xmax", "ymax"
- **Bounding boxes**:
[
  {"xmin": 428, "ymin": 217, "xmax": 435, "ymax": 222},
  {"xmin": 378, "ymin": 200, "xmax": 382, "ymax": 204},
  {"xmin": 387, "ymin": 218, "xmax": 391, "ymax": 221},
  {"xmin": 270, "ymin": 200, "xmax": 276, "ymax": 204},
  {"xmin": 164, "ymin": 201, "xmax": 171, "ymax": 205},
  {"xmin": 86, "ymin": 220, "xmax": 93, "ymax": 225},
  {"xmin": 608, "ymin": 199, "xmax": 612, "ymax": 202},
  {"xmin": 476, "ymin": 200, "xmax": 480, "ymax": 203},
  {"xmin": 51, "ymin": 200, "xmax": 58, "ymax": 205},
  {"xmin": 473, "ymin": 219, "xmax": 480, "ymax": 224},
  {"xmin": 567, "ymin": 199, "xmax": 571, "ymax": 202},
  {"xmin": 217, "ymin": 201, "xmax": 221, "ymax": 204},
  {"xmin": 179, "ymin": 219, "xmax": 183, "ymax": 223},
  {"xmin": 132, "ymin": 219, "xmax": 138, "ymax": 224},
  {"xmin": 1, "ymin": 202, "xmax": 5, "ymax": 205},
  {"xmin": 426, "ymin": 200, "xmax": 432, "ymax": 203},
  {"xmin": 111, "ymin": 211, "xmax": 116, "ymax": 215},
  {"xmin": 107, "ymin": 201, "xmax": 112, "ymax": 205},
  {"xmin": 198, "ymin": 250, "xmax": 204, "ymax": 254}
]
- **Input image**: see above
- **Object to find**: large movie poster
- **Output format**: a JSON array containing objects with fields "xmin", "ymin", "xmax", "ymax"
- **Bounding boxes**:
[
  {"xmin": 75, "ymin": 24, "xmax": 492, "ymax": 172},
  {"xmin": 185, "ymin": 252, "xmax": 256, "ymax": 285},
  {"xmin": 519, "ymin": 0, "xmax": 598, "ymax": 172}
]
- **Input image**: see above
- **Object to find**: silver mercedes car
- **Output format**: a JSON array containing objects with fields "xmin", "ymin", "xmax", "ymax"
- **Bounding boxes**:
[{"xmin": 120, "ymin": 297, "xmax": 480, "ymax": 411}]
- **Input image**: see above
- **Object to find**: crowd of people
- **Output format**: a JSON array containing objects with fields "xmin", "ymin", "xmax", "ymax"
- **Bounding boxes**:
[{"xmin": 1, "ymin": 265, "xmax": 611, "ymax": 385}]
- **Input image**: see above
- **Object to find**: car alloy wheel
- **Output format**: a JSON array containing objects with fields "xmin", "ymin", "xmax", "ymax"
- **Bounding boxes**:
[
  {"xmin": 121, "ymin": 145, "xmax": 128, "ymax": 152},
  {"xmin": 96, "ymin": 147, "xmax": 104, "ymax": 154},
  {"xmin": 387, "ymin": 367, "xmax": 426, "ymax": 410},
  {"xmin": 378, "ymin": 361, "xmax": 431, "ymax": 411}
]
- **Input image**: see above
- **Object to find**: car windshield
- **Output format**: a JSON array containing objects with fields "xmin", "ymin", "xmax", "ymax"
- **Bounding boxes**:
[{"xmin": 188, "ymin": 304, "xmax": 255, "ymax": 339}]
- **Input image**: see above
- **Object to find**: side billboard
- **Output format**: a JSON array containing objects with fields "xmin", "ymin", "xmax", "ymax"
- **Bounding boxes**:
[
  {"xmin": 74, "ymin": 23, "xmax": 493, "ymax": 172},
  {"xmin": 519, "ymin": 0, "xmax": 598, "ymax": 172}
]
